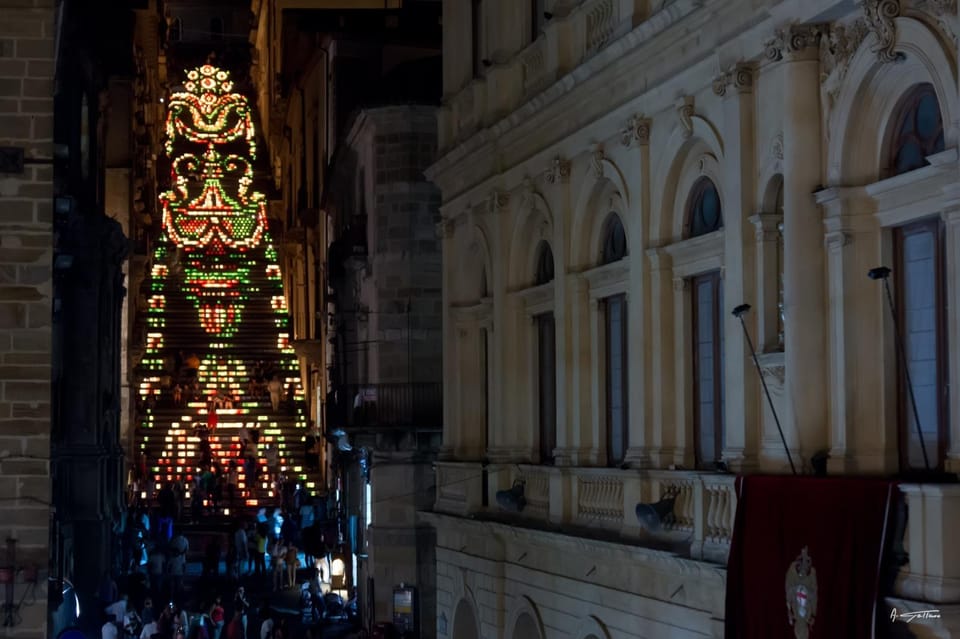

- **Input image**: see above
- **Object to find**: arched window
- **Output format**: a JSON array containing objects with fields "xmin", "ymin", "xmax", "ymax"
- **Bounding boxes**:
[
  {"xmin": 210, "ymin": 17, "xmax": 223, "ymax": 40},
  {"xmin": 889, "ymin": 84, "xmax": 945, "ymax": 177},
  {"xmin": 534, "ymin": 241, "xmax": 554, "ymax": 285},
  {"xmin": 687, "ymin": 178, "xmax": 723, "ymax": 238},
  {"xmin": 600, "ymin": 214, "xmax": 627, "ymax": 264}
]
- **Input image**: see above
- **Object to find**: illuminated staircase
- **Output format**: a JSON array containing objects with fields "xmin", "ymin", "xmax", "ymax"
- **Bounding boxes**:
[{"xmin": 134, "ymin": 239, "xmax": 318, "ymax": 509}]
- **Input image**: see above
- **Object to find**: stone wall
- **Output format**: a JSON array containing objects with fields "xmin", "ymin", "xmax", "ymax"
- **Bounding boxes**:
[
  {"xmin": 0, "ymin": 0, "xmax": 55, "ymax": 637},
  {"xmin": 369, "ymin": 107, "xmax": 442, "ymax": 384}
]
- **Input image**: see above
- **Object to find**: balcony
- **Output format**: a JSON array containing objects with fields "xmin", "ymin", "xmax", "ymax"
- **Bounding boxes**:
[
  {"xmin": 433, "ymin": 461, "xmax": 960, "ymax": 599},
  {"xmin": 328, "ymin": 382, "xmax": 442, "ymax": 430},
  {"xmin": 433, "ymin": 463, "xmax": 737, "ymax": 564}
]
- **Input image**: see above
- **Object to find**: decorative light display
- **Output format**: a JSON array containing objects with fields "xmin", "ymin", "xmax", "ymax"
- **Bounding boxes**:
[{"xmin": 135, "ymin": 66, "xmax": 309, "ymax": 508}]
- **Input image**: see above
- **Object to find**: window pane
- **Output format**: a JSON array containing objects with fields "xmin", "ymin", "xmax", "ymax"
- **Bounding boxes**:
[
  {"xmin": 899, "ymin": 225, "xmax": 943, "ymax": 469},
  {"xmin": 916, "ymin": 94, "xmax": 939, "ymax": 138},
  {"xmin": 695, "ymin": 279, "xmax": 715, "ymax": 465},
  {"xmin": 538, "ymin": 314, "xmax": 556, "ymax": 462},
  {"xmin": 606, "ymin": 296, "xmax": 627, "ymax": 464}
]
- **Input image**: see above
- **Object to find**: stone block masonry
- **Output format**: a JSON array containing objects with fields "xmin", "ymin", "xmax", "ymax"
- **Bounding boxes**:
[{"xmin": 0, "ymin": 0, "xmax": 54, "ymax": 638}]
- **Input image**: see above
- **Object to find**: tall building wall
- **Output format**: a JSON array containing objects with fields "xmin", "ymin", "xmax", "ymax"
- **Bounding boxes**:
[{"xmin": 0, "ymin": 0, "xmax": 55, "ymax": 637}]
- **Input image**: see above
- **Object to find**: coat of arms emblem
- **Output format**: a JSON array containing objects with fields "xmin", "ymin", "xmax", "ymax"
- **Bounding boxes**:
[{"xmin": 785, "ymin": 546, "xmax": 818, "ymax": 639}]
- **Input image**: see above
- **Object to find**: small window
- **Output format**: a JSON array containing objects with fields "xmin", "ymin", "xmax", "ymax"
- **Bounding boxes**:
[
  {"xmin": 534, "ymin": 241, "xmax": 554, "ymax": 285},
  {"xmin": 600, "ymin": 214, "xmax": 627, "ymax": 264},
  {"xmin": 687, "ymin": 178, "xmax": 723, "ymax": 238},
  {"xmin": 889, "ymin": 84, "xmax": 945, "ymax": 177},
  {"xmin": 210, "ymin": 17, "xmax": 223, "ymax": 40}
]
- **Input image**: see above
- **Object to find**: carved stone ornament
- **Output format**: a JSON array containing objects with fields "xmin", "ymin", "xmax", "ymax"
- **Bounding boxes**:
[
  {"xmin": 713, "ymin": 64, "xmax": 754, "ymax": 96},
  {"xmin": 518, "ymin": 176, "xmax": 537, "ymax": 212},
  {"xmin": 544, "ymin": 155, "xmax": 571, "ymax": 184},
  {"xmin": 820, "ymin": 20, "xmax": 870, "ymax": 114},
  {"xmin": 590, "ymin": 145, "xmax": 605, "ymax": 178},
  {"xmin": 772, "ymin": 133, "xmax": 784, "ymax": 161},
  {"xmin": 858, "ymin": 0, "xmax": 905, "ymax": 63},
  {"xmin": 677, "ymin": 96, "xmax": 695, "ymax": 139},
  {"xmin": 488, "ymin": 190, "xmax": 510, "ymax": 215},
  {"xmin": 764, "ymin": 24, "xmax": 825, "ymax": 61},
  {"xmin": 915, "ymin": 0, "xmax": 958, "ymax": 45},
  {"xmin": 435, "ymin": 218, "xmax": 456, "ymax": 239},
  {"xmin": 621, "ymin": 114, "xmax": 651, "ymax": 147}
]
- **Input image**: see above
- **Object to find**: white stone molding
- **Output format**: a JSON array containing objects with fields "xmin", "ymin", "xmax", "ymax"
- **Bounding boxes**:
[
  {"xmin": 504, "ymin": 596, "xmax": 546, "ymax": 639},
  {"xmin": 510, "ymin": 283, "xmax": 555, "ymax": 318},
  {"xmin": 620, "ymin": 114, "xmax": 651, "ymax": 147},
  {"xmin": 580, "ymin": 259, "xmax": 630, "ymax": 301},
  {"xmin": 867, "ymin": 148, "xmax": 959, "ymax": 227},
  {"xmin": 662, "ymin": 231, "xmax": 724, "ymax": 280}
]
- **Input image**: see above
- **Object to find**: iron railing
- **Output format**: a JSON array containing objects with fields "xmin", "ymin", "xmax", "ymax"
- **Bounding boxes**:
[{"xmin": 328, "ymin": 382, "xmax": 442, "ymax": 429}]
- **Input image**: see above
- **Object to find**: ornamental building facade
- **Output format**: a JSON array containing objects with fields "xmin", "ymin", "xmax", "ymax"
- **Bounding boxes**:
[{"xmin": 424, "ymin": 0, "xmax": 960, "ymax": 638}]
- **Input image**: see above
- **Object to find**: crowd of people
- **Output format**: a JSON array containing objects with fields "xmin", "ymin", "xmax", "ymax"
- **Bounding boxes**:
[{"xmin": 101, "ymin": 484, "xmax": 355, "ymax": 639}]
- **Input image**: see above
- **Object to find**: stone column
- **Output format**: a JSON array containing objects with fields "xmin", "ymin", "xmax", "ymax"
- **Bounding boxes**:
[
  {"xmin": 588, "ymin": 293, "xmax": 604, "ymax": 465},
  {"xmin": 622, "ymin": 115, "xmax": 651, "ymax": 468},
  {"xmin": 771, "ymin": 26, "xmax": 829, "ymax": 466},
  {"xmin": 555, "ymin": 274, "xmax": 594, "ymax": 466},
  {"xmin": 645, "ymin": 248, "xmax": 674, "ymax": 467},
  {"xmin": 715, "ymin": 63, "xmax": 758, "ymax": 471},
  {"xmin": 816, "ymin": 187, "xmax": 892, "ymax": 473},
  {"xmin": 672, "ymin": 275, "xmax": 694, "ymax": 468}
]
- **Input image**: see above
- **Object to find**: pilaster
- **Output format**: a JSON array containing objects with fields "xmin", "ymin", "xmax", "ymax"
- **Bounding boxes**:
[
  {"xmin": 778, "ymin": 24, "xmax": 829, "ymax": 469},
  {"xmin": 714, "ymin": 61, "xmax": 758, "ymax": 472},
  {"xmin": 644, "ymin": 248, "xmax": 675, "ymax": 468},
  {"xmin": 816, "ymin": 186, "xmax": 893, "ymax": 474}
]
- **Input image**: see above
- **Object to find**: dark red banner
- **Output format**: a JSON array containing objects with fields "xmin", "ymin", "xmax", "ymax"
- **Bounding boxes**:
[{"xmin": 725, "ymin": 476, "xmax": 893, "ymax": 639}]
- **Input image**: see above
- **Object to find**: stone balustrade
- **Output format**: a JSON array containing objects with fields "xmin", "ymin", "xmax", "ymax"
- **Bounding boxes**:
[
  {"xmin": 895, "ymin": 484, "xmax": 960, "ymax": 605},
  {"xmin": 433, "ymin": 462, "xmax": 739, "ymax": 565}
]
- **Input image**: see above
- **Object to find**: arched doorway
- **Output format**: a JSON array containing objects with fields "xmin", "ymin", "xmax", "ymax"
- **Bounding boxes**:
[{"xmin": 452, "ymin": 599, "xmax": 479, "ymax": 639}]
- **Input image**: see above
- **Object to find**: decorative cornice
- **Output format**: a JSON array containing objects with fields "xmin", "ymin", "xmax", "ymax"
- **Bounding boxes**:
[
  {"xmin": 857, "ymin": 0, "xmax": 905, "ymax": 63},
  {"xmin": 543, "ymin": 155, "xmax": 571, "ymax": 184},
  {"xmin": 590, "ymin": 145, "xmax": 605, "ymax": 178},
  {"xmin": 764, "ymin": 24, "xmax": 826, "ymax": 61},
  {"xmin": 677, "ymin": 96, "xmax": 694, "ymax": 139},
  {"xmin": 712, "ymin": 64, "xmax": 753, "ymax": 96},
  {"xmin": 620, "ymin": 114, "xmax": 651, "ymax": 147}
]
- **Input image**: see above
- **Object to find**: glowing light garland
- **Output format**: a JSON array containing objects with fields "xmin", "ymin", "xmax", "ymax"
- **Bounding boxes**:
[{"xmin": 134, "ymin": 66, "xmax": 309, "ymax": 508}]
